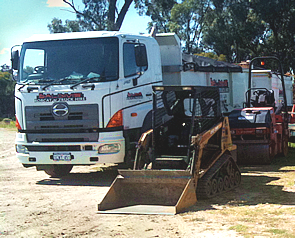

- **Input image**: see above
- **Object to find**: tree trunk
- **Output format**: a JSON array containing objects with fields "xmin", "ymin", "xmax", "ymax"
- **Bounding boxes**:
[
  {"xmin": 108, "ymin": 0, "xmax": 117, "ymax": 30},
  {"xmin": 115, "ymin": 0, "xmax": 133, "ymax": 31}
]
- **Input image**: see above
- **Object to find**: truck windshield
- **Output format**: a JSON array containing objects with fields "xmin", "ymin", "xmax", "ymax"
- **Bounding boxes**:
[{"xmin": 19, "ymin": 37, "xmax": 119, "ymax": 84}]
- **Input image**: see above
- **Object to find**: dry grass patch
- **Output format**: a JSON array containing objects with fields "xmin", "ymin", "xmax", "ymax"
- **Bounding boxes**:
[
  {"xmin": 229, "ymin": 224, "xmax": 249, "ymax": 233},
  {"xmin": 185, "ymin": 147, "xmax": 295, "ymax": 237},
  {"xmin": 205, "ymin": 204, "xmax": 295, "ymax": 237},
  {"xmin": 0, "ymin": 119, "xmax": 16, "ymax": 131}
]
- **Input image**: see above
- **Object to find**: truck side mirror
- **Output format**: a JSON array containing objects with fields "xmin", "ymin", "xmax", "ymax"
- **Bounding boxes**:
[
  {"xmin": 134, "ymin": 44, "xmax": 148, "ymax": 67},
  {"xmin": 11, "ymin": 50, "xmax": 19, "ymax": 70}
]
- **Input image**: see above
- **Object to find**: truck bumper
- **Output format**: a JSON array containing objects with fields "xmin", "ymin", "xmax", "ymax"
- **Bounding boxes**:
[{"xmin": 15, "ymin": 131, "xmax": 125, "ymax": 166}]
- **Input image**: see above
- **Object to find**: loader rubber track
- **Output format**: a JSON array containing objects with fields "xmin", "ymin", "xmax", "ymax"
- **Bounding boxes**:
[{"xmin": 196, "ymin": 154, "xmax": 241, "ymax": 199}]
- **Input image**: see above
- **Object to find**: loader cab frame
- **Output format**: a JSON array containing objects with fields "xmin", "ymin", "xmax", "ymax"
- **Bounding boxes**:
[
  {"xmin": 247, "ymin": 56, "xmax": 287, "ymax": 113},
  {"xmin": 151, "ymin": 86, "xmax": 222, "ymax": 167}
]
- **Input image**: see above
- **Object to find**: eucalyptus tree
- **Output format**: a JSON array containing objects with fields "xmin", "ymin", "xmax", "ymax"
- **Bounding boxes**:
[
  {"xmin": 249, "ymin": 0, "xmax": 295, "ymax": 71},
  {"xmin": 168, "ymin": 0, "xmax": 211, "ymax": 53},
  {"xmin": 202, "ymin": 0, "xmax": 266, "ymax": 62},
  {"xmin": 48, "ymin": 0, "xmax": 134, "ymax": 32},
  {"xmin": 48, "ymin": 18, "xmax": 83, "ymax": 33},
  {"xmin": 134, "ymin": 0, "xmax": 177, "ymax": 33}
]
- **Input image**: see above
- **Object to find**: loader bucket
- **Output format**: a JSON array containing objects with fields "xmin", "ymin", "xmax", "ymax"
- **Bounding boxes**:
[
  {"xmin": 235, "ymin": 140, "xmax": 272, "ymax": 165},
  {"xmin": 98, "ymin": 170, "xmax": 197, "ymax": 215}
]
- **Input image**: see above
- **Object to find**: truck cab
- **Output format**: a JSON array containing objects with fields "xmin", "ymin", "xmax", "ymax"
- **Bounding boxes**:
[{"xmin": 12, "ymin": 31, "xmax": 173, "ymax": 176}]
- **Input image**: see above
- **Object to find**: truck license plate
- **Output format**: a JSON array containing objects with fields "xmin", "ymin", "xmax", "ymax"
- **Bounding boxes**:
[{"xmin": 52, "ymin": 152, "xmax": 72, "ymax": 161}]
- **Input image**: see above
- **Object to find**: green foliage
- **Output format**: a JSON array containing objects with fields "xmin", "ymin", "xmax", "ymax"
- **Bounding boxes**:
[
  {"xmin": 202, "ymin": 0, "xmax": 266, "ymax": 62},
  {"xmin": 48, "ymin": 0, "xmax": 133, "ymax": 32},
  {"xmin": 134, "ymin": 0, "xmax": 176, "ymax": 33},
  {"xmin": 169, "ymin": 0, "xmax": 211, "ymax": 53},
  {"xmin": 200, "ymin": 0, "xmax": 295, "ymax": 68},
  {"xmin": 249, "ymin": 0, "xmax": 295, "ymax": 72},
  {"xmin": 0, "ymin": 72, "xmax": 14, "ymax": 96},
  {"xmin": 48, "ymin": 18, "xmax": 84, "ymax": 33},
  {"xmin": 0, "ymin": 71, "xmax": 15, "ymax": 118},
  {"xmin": 23, "ymin": 66, "xmax": 34, "ymax": 75},
  {"xmin": 196, "ymin": 52, "xmax": 226, "ymax": 61},
  {"xmin": 79, "ymin": 0, "xmax": 109, "ymax": 30},
  {"xmin": 0, "ymin": 119, "xmax": 16, "ymax": 130}
]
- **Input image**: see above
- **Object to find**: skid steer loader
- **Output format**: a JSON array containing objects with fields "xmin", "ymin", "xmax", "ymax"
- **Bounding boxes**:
[{"xmin": 98, "ymin": 86, "xmax": 241, "ymax": 215}]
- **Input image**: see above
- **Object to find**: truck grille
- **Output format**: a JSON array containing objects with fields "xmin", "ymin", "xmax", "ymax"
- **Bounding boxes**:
[
  {"xmin": 26, "ymin": 145, "xmax": 81, "ymax": 151},
  {"xmin": 25, "ymin": 104, "xmax": 99, "ymax": 142}
]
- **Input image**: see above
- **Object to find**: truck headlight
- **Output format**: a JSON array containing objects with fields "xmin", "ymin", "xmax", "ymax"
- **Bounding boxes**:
[
  {"xmin": 98, "ymin": 144, "xmax": 120, "ymax": 154},
  {"xmin": 16, "ymin": 145, "xmax": 29, "ymax": 154}
]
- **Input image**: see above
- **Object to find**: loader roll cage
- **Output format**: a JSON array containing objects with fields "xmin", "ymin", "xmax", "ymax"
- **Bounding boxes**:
[
  {"xmin": 246, "ymin": 56, "xmax": 288, "ymax": 114},
  {"xmin": 151, "ymin": 86, "xmax": 221, "ymax": 166}
]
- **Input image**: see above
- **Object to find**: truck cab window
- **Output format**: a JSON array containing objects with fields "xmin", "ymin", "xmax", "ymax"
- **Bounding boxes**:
[
  {"xmin": 19, "ymin": 37, "xmax": 119, "ymax": 84},
  {"xmin": 123, "ymin": 43, "xmax": 148, "ymax": 78},
  {"xmin": 22, "ymin": 49, "xmax": 46, "ymax": 81}
]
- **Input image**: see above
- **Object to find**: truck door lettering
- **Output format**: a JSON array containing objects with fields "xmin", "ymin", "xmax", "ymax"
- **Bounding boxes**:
[{"xmin": 127, "ymin": 92, "xmax": 143, "ymax": 100}]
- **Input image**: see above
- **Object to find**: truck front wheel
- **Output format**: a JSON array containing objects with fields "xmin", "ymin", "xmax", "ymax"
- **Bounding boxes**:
[{"xmin": 44, "ymin": 165, "xmax": 73, "ymax": 177}]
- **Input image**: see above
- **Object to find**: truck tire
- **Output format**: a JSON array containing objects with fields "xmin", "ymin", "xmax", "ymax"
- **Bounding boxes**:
[{"xmin": 44, "ymin": 165, "xmax": 73, "ymax": 177}]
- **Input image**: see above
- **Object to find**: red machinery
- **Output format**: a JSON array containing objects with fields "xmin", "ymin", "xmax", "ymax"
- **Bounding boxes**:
[{"xmin": 229, "ymin": 57, "xmax": 289, "ymax": 164}]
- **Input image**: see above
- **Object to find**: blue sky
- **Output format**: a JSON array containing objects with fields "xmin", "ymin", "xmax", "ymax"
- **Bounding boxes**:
[{"xmin": 0, "ymin": 0, "xmax": 150, "ymax": 66}]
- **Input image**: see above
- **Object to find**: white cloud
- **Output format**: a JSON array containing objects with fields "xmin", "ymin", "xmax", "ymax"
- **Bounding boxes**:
[
  {"xmin": 0, "ymin": 48, "xmax": 10, "ymax": 55},
  {"xmin": 46, "ymin": 0, "xmax": 69, "ymax": 7}
]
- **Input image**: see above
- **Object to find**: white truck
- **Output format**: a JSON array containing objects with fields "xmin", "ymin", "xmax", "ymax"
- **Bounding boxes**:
[
  {"xmin": 11, "ymin": 31, "xmax": 291, "ymax": 176},
  {"xmin": 180, "ymin": 58, "xmax": 293, "ymax": 112}
]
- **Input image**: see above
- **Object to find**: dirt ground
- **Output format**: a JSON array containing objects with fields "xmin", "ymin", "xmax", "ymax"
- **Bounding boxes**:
[{"xmin": 1, "ymin": 128, "xmax": 295, "ymax": 238}]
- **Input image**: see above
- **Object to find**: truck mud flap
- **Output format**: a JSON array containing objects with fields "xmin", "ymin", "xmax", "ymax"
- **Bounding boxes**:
[
  {"xmin": 235, "ymin": 141, "xmax": 272, "ymax": 165},
  {"xmin": 98, "ymin": 170, "xmax": 197, "ymax": 215}
]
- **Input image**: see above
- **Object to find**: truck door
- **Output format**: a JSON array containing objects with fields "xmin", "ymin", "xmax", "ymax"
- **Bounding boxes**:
[{"xmin": 109, "ymin": 41, "xmax": 153, "ymax": 130}]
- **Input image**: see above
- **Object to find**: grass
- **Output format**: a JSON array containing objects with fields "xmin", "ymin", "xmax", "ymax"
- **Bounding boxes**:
[
  {"xmin": 229, "ymin": 224, "xmax": 249, "ymax": 232},
  {"xmin": 227, "ymin": 148, "xmax": 295, "ymax": 237},
  {"xmin": 188, "ymin": 143, "xmax": 295, "ymax": 237},
  {"xmin": 266, "ymin": 229, "xmax": 289, "ymax": 235},
  {"xmin": 210, "ymin": 204, "xmax": 295, "ymax": 237},
  {"xmin": 0, "ymin": 119, "xmax": 17, "ymax": 130}
]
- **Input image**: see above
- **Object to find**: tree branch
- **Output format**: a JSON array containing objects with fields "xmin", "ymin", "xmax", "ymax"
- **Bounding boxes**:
[
  {"xmin": 63, "ymin": 0, "xmax": 100, "ymax": 29},
  {"xmin": 116, "ymin": 0, "xmax": 133, "ymax": 31}
]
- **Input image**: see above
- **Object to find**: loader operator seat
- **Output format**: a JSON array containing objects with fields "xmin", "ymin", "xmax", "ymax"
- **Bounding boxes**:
[
  {"xmin": 200, "ymin": 97, "xmax": 217, "ymax": 117},
  {"xmin": 251, "ymin": 89, "xmax": 275, "ymax": 107}
]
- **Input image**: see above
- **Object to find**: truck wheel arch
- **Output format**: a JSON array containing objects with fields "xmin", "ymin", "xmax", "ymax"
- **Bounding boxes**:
[{"xmin": 141, "ymin": 110, "xmax": 152, "ymax": 134}]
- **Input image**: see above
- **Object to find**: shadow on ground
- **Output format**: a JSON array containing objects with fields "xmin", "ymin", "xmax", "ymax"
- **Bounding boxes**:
[
  {"xmin": 36, "ymin": 147, "xmax": 295, "ymax": 213},
  {"xmin": 36, "ymin": 169, "xmax": 118, "ymax": 187},
  {"xmin": 188, "ymin": 151, "xmax": 295, "ymax": 212}
]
